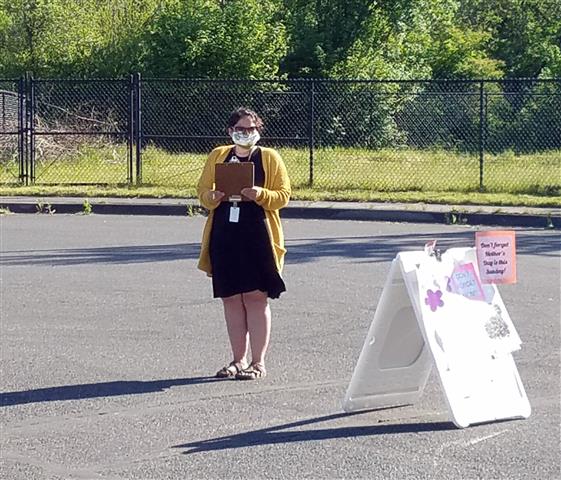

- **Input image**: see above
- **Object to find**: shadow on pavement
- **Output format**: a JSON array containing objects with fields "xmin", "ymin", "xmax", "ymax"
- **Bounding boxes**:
[
  {"xmin": 287, "ymin": 230, "xmax": 561, "ymax": 263},
  {"xmin": 1, "ymin": 231, "xmax": 558, "ymax": 267},
  {"xmin": 173, "ymin": 412, "xmax": 455, "ymax": 453},
  {"xmin": 0, "ymin": 376, "xmax": 217, "ymax": 407},
  {"xmin": 0, "ymin": 243, "xmax": 200, "ymax": 266}
]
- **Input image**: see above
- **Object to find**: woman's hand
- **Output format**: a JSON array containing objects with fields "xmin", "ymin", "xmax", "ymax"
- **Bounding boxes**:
[
  {"xmin": 241, "ymin": 186, "xmax": 262, "ymax": 201},
  {"xmin": 207, "ymin": 190, "xmax": 225, "ymax": 202}
]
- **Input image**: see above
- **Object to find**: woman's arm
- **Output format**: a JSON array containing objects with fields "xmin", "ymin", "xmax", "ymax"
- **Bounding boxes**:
[
  {"xmin": 197, "ymin": 150, "xmax": 223, "ymax": 210},
  {"xmin": 254, "ymin": 150, "xmax": 291, "ymax": 211}
]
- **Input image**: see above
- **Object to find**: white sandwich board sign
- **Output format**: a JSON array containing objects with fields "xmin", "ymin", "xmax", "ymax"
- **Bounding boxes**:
[{"xmin": 343, "ymin": 246, "xmax": 531, "ymax": 428}]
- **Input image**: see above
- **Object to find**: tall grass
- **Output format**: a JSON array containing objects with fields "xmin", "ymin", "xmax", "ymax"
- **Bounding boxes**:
[{"xmin": 1, "ymin": 144, "xmax": 559, "ymax": 199}]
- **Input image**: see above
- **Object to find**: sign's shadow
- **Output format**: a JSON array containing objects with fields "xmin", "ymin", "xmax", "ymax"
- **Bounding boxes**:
[{"xmin": 173, "ymin": 411, "xmax": 455, "ymax": 454}]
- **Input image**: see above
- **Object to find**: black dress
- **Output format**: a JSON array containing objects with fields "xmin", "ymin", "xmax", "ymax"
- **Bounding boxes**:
[{"xmin": 209, "ymin": 147, "xmax": 286, "ymax": 299}]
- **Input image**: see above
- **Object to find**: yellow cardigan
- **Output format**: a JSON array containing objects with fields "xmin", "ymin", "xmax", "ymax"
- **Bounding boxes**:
[{"xmin": 197, "ymin": 145, "xmax": 291, "ymax": 276}]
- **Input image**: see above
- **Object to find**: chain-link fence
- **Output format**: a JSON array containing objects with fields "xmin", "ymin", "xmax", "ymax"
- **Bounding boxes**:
[
  {"xmin": 1, "ymin": 76, "xmax": 559, "ymax": 195},
  {"xmin": 31, "ymin": 78, "xmax": 132, "ymax": 185},
  {"xmin": 0, "ymin": 79, "xmax": 23, "ymax": 185}
]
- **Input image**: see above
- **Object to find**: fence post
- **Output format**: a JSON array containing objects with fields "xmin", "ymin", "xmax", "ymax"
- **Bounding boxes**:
[
  {"xmin": 134, "ymin": 72, "xmax": 142, "ymax": 185},
  {"xmin": 127, "ymin": 74, "xmax": 133, "ymax": 184},
  {"xmin": 308, "ymin": 79, "xmax": 315, "ymax": 187},
  {"xmin": 478, "ymin": 80, "xmax": 485, "ymax": 191},
  {"xmin": 25, "ymin": 72, "xmax": 35, "ymax": 184},
  {"xmin": 18, "ymin": 77, "xmax": 26, "ymax": 184}
]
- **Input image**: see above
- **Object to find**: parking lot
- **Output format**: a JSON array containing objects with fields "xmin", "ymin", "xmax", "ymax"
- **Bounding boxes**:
[{"xmin": 1, "ymin": 214, "xmax": 560, "ymax": 479}]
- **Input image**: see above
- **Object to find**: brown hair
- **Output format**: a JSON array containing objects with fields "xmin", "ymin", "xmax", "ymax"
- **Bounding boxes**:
[{"xmin": 227, "ymin": 107, "xmax": 264, "ymax": 132}]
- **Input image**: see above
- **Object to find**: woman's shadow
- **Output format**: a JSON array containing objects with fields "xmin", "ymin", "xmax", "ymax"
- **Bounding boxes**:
[{"xmin": 0, "ymin": 376, "xmax": 218, "ymax": 407}]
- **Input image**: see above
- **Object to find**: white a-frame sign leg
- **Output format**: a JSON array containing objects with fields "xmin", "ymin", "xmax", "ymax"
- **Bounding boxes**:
[{"xmin": 343, "ymin": 247, "xmax": 531, "ymax": 428}]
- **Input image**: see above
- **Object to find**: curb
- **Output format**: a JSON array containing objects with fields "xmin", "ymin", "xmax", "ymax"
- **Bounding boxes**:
[
  {"xmin": 282, "ymin": 206, "xmax": 559, "ymax": 229},
  {"xmin": 1, "ymin": 197, "xmax": 559, "ymax": 229},
  {"xmin": 2, "ymin": 202, "xmax": 189, "ymax": 217}
]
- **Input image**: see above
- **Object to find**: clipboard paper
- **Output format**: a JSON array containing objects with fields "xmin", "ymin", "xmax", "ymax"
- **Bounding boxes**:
[{"xmin": 215, "ymin": 162, "xmax": 255, "ymax": 202}]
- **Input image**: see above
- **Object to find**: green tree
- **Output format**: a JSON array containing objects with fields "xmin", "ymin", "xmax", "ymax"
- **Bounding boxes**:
[
  {"xmin": 0, "ymin": 0, "xmax": 64, "ymax": 76},
  {"xmin": 328, "ymin": 1, "xmax": 436, "ymax": 80},
  {"xmin": 0, "ymin": 0, "xmax": 163, "ymax": 77},
  {"xmin": 282, "ymin": 0, "xmax": 503, "ymax": 80},
  {"xmin": 458, "ymin": 0, "xmax": 561, "ymax": 78},
  {"xmin": 1, "ymin": 0, "xmax": 559, "ymax": 80},
  {"xmin": 143, "ymin": 0, "xmax": 287, "ymax": 78},
  {"xmin": 71, "ymin": 0, "xmax": 163, "ymax": 77},
  {"xmin": 281, "ymin": 0, "xmax": 373, "ymax": 77}
]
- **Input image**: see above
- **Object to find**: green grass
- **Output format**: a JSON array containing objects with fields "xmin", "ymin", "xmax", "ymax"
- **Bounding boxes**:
[{"xmin": 1, "ymin": 145, "xmax": 560, "ymax": 207}]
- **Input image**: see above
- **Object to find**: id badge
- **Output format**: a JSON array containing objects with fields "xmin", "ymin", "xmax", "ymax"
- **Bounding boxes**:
[{"xmin": 229, "ymin": 205, "xmax": 240, "ymax": 223}]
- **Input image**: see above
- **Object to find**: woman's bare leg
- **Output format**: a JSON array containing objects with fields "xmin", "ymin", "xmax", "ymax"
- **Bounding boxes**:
[
  {"xmin": 242, "ymin": 290, "xmax": 271, "ymax": 366},
  {"xmin": 221, "ymin": 294, "xmax": 249, "ymax": 364}
]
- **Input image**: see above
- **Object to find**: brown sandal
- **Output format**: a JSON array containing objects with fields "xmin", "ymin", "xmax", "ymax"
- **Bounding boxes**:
[
  {"xmin": 235, "ymin": 363, "xmax": 266, "ymax": 380},
  {"xmin": 216, "ymin": 361, "xmax": 247, "ymax": 378}
]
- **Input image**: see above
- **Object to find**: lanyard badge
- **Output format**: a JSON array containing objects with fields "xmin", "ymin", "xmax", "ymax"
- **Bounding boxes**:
[{"xmin": 229, "ymin": 201, "xmax": 240, "ymax": 223}]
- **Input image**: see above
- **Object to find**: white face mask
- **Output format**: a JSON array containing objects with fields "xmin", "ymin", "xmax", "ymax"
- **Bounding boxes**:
[{"xmin": 231, "ymin": 130, "xmax": 260, "ymax": 148}]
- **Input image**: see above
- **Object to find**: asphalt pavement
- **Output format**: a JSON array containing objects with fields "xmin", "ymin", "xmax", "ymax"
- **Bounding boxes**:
[{"xmin": 0, "ymin": 213, "xmax": 559, "ymax": 479}]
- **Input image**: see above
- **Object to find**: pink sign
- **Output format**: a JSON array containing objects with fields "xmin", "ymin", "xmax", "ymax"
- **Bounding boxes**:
[
  {"xmin": 475, "ymin": 231, "xmax": 517, "ymax": 284},
  {"xmin": 448, "ymin": 262, "xmax": 486, "ymax": 300}
]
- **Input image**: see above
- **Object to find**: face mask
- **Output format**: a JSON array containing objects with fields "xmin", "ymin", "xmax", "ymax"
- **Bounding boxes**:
[{"xmin": 231, "ymin": 130, "xmax": 260, "ymax": 148}]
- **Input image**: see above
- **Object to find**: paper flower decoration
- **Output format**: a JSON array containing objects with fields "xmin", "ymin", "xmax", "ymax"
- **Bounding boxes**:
[{"xmin": 425, "ymin": 289, "xmax": 444, "ymax": 312}]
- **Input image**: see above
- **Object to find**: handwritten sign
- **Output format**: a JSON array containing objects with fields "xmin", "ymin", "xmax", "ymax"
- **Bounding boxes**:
[
  {"xmin": 448, "ymin": 262, "xmax": 485, "ymax": 300},
  {"xmin": 475, "ymin": 231, "xmax": 517, "ymax": 284}
]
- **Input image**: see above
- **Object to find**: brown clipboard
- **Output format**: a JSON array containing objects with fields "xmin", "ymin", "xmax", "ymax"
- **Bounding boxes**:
[{"xmin": 215, "ymin": 162, "xmax": 255, "ymax": 202}]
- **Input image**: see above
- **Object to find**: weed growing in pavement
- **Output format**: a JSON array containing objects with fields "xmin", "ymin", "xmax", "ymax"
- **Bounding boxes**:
[
  {"xmin": 36, "ymin": 201, "xmax": 55, "ymax": 214},
  {"xmin": 82, "ymin": 199, "xmax": 92, "ymax": 215},
  {"xmin": 186, "ymin": 204, "xmax": 206, "ymax": 217},
  {"xmin": 445, "ymin": 210, "xmax": 468, "ymax": 225}
]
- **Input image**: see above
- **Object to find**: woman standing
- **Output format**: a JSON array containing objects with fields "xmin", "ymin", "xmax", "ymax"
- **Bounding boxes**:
[{"xmin": 197, "ymin": 107, "xmax": 291, "ymax": 380}]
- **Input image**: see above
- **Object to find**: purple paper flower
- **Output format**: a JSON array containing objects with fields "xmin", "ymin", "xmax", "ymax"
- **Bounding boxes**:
[{"xmin": 425, "ymin": 289, "xmax": 444, "ymax": 312}]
